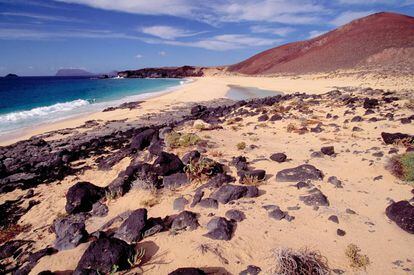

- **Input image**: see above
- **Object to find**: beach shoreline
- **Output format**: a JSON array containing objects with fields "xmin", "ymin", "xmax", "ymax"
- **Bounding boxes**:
[{"xmin": 0, "ymin": 73, "xmax": 412, "ymax": 147}]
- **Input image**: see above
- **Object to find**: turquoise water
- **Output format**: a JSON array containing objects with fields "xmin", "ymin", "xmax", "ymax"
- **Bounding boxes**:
[{"xmin": 0, "ymin": 76, "xmax": 183, "ymax": 135}]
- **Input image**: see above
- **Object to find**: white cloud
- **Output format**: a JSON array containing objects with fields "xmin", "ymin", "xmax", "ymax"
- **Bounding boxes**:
[
  {"xmin": 158, "ymin": 34, "xmax": 280, "ymax": 51},
  {"xmin": 140, "ymin": 25, "xmax": 202, "ymax": 40},
  {"xmin": 308, "ymin": 30, "xmax": 327, "ymax": 38},
  {"xmin": 0, "ymin": 12, "xmax": 82, "ymax": 22},
  {"xmin": 135, "ymin": 54, "xmax": 143, "ymax": 58},
  {"xmin": 158, "ymin": 51, "xmax": 167, "ymax": 56},
  {"xmin": 54, "ymin": 0, "xmax": 328, "ymax": 25},
  {"xmin": 330, "ymin": 11, "xmax": 373, "ymax": 26},
  {"xmin": 250, "ymin": 26, "xmax": 295, "ymax": 36}
]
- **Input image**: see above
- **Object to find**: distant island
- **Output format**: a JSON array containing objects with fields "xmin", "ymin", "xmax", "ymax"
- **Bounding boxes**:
[
  {"xmin": 55, "ymin": 69, "xmax": 95, "ymax": 77},
  {"xmin": 4, "ymin": 73, "xmax": 18, "ymax": 78}
]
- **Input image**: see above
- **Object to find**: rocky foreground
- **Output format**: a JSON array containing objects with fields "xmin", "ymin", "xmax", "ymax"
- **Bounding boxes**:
[{"xmin": 0, "ymin": 87, "xmax": 413, "ymax": 274}]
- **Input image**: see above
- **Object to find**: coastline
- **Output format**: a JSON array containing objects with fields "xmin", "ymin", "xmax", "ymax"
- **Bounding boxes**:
[{"xmin": 0, "ymin": 72, "xmax": 412, "ymax": 146}]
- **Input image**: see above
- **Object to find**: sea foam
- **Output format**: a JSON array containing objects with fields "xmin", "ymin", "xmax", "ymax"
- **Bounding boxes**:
[{"xmin": 0, "ymin": 99, "xmax": 90, "ymax": 122}]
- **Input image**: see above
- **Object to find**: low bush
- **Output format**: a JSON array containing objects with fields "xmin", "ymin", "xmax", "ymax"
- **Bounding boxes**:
[{"xmin": 386, "ymin": 152, "xmax": 414, "ymax": 182}]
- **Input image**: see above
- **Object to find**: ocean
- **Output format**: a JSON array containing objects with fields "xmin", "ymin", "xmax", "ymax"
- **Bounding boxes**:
[{"xmin": 0, "ymin": 76, "xmax": 183, "ymax": 136}]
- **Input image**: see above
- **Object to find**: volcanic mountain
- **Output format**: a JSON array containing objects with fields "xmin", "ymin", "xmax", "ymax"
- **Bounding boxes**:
[{"xmin": 228, "ymin": 12, "xmax": 414, "ymax": 75}]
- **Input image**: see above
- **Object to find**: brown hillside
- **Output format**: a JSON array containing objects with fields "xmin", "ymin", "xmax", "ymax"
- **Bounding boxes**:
[{"xmin": 228, "ymin": 12, "xmax": 414, "ymax": 75}]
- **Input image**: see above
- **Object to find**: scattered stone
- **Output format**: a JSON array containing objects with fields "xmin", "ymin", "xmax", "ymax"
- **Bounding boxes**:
[
  {"xmin": 337, "ymin": 229, "xmax": 346, "ymax": 236},
  {"xmin": 270, "ymin": 153, "xmax": 287, "ymax": 163},
  {"xmin": 373, "ymin": 175, "xmax": 383, "ymax": 181},
  {"xmin": 381, "ymin": 132, "xmax": 413, "ymax": 145},
  {"xmin": 130, "ymin": 129, "xmax": 157, "ymax": 150},
  {"xmin": 153, "ymin": 152, "xmax": 184, "ymax": 176},
  {"xmin": 352, "ymin": 126, "xmax": 363, "ymax": 132},
  {"xmin": 240, "ymin": 265, "xmax": 261, "ymax": 275},
  {"xmin": 321, "ymin": 146, "xmax": 335, "ymax": 156},
  {"xmin": 163, "ymin": 173, "xmax": 189, "ymax": 189},
  {"xmin": 91, "ymin": 201, "xmax": 108, "ymax": 217},
  {"xmin": 211, "ymin": 184, "xmax": 259, "ymax": 204},
  {"xmin": 310, "ymin": 151, "xmax": 324, "ymax": 158},
  {"xmin": 238, "ymin": 169, "xmax": 266, "ymax": 183},
  {"xmin": 346, "ymin": 208, "xmax": 357, "ymax": 215},
  {"xmin": 198, "ymin": 198, "xmax": 219, "ymax": 209},
  {"xmin": 169, "ymin": 268, "xmax": 206, "ymax": 275},
  {"xmin": 171, "ymin": 211, "xmax": 199, "ymax": 231},
  {"xmin": 114, "ymin": 208, "xmax": 147, "ymax": 243},
  {"xmin": 191, "ymin": 190, "xmax": 204, "ymax": 207},
  {"xmin": 225, "ymin": 209, "xmax": 246, "ymax": 222},
  {"xmin": 351, "ymin": 116, "xmax": 363, "ymax": 122},
  {"xmin": 295, "ymin": 181, "xmax": 311, "ymax": 189},
  {"xmin": 328, "ymin": 176, "xmax": 343, "ymax": 188},
  {"xmin": 363, "ymin": 98, "xmax": 379, "ymax": 109},
  {"xmin": 182, "ymin": 150, "xmax": 201, "ymax": 165},
  {"xmin": 74, "ymin": 237, "xmax": 135, "ymax": 275},
  {"xmin": 53, "ymin": 215, "xmax": 88, "ymax": 251},
  {"xmin": 328, "ymin": 215, "xmax": 339, "ymax": 224},
  {"xmin": 269, "ymin": 114, "xmax": 282, "ymax": 121},
  {"xmin": 386, "ymin": 200, "xmax": 414, "ymax": 234},
  {"xmin": 173, "ymin": 197, "xmax": 189, "ymax": 211},
  {"xmin": 268, "ymin": 208, "xmax": 286, "ymax": 220},
  {"xmin": 299, "ymin": 188, "xmax": 329, "ymax": 207},
  {"xmin": 65, "ymin": 182, "xmax": 105, "ymax": 214},
  {"xmin": 276, "ymin": 164, "xmax": 324, "ymax": 182},
  {"xmin": 258, "ymin": 114, "xmax": 269, "ymax": 121},
  {"xmin": 204, "ymin": 217, "xmax": 234, "ymax": 241}
]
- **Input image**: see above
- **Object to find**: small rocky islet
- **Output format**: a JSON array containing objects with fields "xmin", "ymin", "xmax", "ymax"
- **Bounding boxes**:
[{"xmin": 0, "ymin": 87, "xmax": 414, "ymax": 274}]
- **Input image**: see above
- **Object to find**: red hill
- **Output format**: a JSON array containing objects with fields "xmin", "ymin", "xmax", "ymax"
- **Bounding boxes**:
[{"xmin": 228, "ymin": 12, "xmax": 414, "ymax": 75}]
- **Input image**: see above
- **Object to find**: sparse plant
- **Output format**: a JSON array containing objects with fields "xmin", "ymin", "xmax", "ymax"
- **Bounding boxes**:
[
  {"xmin": 127, "ymin": 247, "xmax": 146, "ymax": 273},
  {"xmin": 105, "ymin": 189, "xmax": 119, "ymax": 202},
  {"xmin": 393, "ymin": 137, "xmax": 414, "ymax": 148},
  {"xmin": 165, "ymin": 131, "xmax": 201, "ymax": 148},
  {"xmin": 194, "ymin": 123, "xmax": 206, "ymax": 130},
  {"xmin": 272, "ymin": 247, "xmax": 330, "ymax": 275},
  {"xmin": 345, "ymin": 244, "xmax": 370, "ymax": 270},
  {"xmin": 386, "ymin": 152, "xmax": 414, "ymax": 182},
  {"xmin": 184, "ymin": 157, "xmax": 216, "ymax": 182},
  {"xmin": 140, "ymin": 197, "xmax": 160, "ymax": 208},
  {"xmin": 241, "ymin": 175, "xmax": 263, "ymax": 186},
  {"xmin": 210, "ymin": 150, "xmax": 223, "ymax": 158},
  {"xmin": 236, "ymin": 142, "xmax": 246, "ymax": 150},
  {"xmin": 109, "ymin": 264, "xmax": 119, "ymax": 275}
]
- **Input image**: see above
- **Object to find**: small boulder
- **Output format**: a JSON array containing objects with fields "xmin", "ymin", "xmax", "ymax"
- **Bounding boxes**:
[
  {"xmin": 163, "ymin": 173, "xmax": 189, "ymax": 189},
  {"xmin": 276, "ymin": 164, "xmax": 324, "ymax": 182},
  {"xmin": 182, "ymin": 150, "xmax": 201, "ymax": 165},
  {"xmin": 173, "ymin": 197, "xmax": 189, "ymax": 211},
  {"xmin": 211, "ymin": 184, "xmax": 259, "ymax": 204},
  {"xmin": 169, "ymin": 268, "xmax": 206, "ymax": 275},
  {"xmin": 198, "ymin": 198, "xmax": 218, "ymax": 209},
  {"xmin": 74, "ymin": 237, "xmax": 135, "ymax": 275},
  {"xmin": 204, "ymin": 217, "xmax": 234, "ymax": 241},
  {"xmin": 114, "ymin": 208, "xmax": 147, "ymax": 243},
  {"xmin": 299, "ymin": 188, "xmax": 329, "ymax": 207},
  {"xmin": 225, "ymin": 209, "xmax": 245, "ymax": 222},
  {"xmin": 153, "ymin": 152, "xmax": 184, "ymax": 176},
  {"xmin": 65, "ymin": 182, "xmax": 105, "ymax": 214},
  {"xmin": 328, "ymin": 176, "xmax": 343, "ymax": 188},
  {"xmin": 131, "ymin": 129, "xmax": 157, "ymax": 150},
  {"xmin": 53, "ymin": 215, "xmax": 88, "ymax": 251},
  {"xmin": 270, "ymin": 153, "xmax": 287, "ymax": 163},
  {"xmin": 385, "ymin": 200, "xmax": 414, "ymax": 234},
  {"xmin": 363, "ymin": 98, "xmax": 379, "ymax": 109},
  {"xmin": 321, "ymin": 146, "xmax": 335, "ymax": 156},
  {"xmin": 171, "ymin": 211, "xmax": 199, "ymax": 231},
  {"xmin": 240, "ymin": 265, "xmax": 261, "ymax": 275}
]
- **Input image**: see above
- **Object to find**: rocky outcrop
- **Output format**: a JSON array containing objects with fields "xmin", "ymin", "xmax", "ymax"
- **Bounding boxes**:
[
  {"xmin": 65, "ymin": 182, "xmax": 105, "ymax": 214},
  {"xmin": 118, "ymin": 66, "xmax": 204, "ymax": 78},
  {"xmin": 386, "ymin": 200, "xmax": 414, "ymax": 233}
]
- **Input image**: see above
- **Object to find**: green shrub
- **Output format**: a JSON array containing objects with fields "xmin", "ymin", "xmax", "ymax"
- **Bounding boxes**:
[
  {"xmin": 236, "ymin": 142, "xmax": 246, "ymax": 150},
  {"xmin": 387, "ymin": 152, "xmax": 414, "ymax": 181},
  {"xmin": 165, "ymin": 131, "xmax": 201, "ymax": 148}
]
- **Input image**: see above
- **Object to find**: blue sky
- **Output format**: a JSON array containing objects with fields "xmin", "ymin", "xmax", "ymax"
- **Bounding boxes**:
[{"xmin": 0, "ymin": 0, "xmax": 413, "ymax": 76}]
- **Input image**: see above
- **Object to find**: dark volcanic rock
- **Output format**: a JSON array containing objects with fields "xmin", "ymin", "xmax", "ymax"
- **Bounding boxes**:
[
  {"xmin": 65, "ymin": 181, "xmax": 105, "ymax": 214},
  {"xmin": 114, "ymin": 208, "xmax": 148, "ymax": 243},
  {"xmin": 130, "ymin": 129, "xmax": 157, "ymax": 150},
  {"xmin": 269, "ymin": 114, "xmax": 283, "ymax": 121},
  {"xmin": 268, "ymin": 208, "xmax": 286, "ymax": 220},
  {"xmin": 205, "ymin": 173, "xmax": 236, "ymax": 188},
  {"xmin": 53, "ymin": 215, "xmax": 88, "ymax": 251},
  {"xmin": 153, "ymin": 152, "xmax": 184, "ymax": 176},
  {"xmin": 328, "ymin": 215, "xmax": 339, "ymax": 224},
  {"xmin": 190, "ymin": 190, "xmax": 204, "ymax": 207},
  {"xmin": 225, "ymin": 209, "xmax": 246, "ymax": 222},
  {"xmin": 276, "ymin": 164, "xmax": 324, "ymax": 182},
  {"xmin": 198, "ymin": 198, "xmax": 218, "ymax": 209},
  {"xmin": 91, "ymin": 201, "xmax": 109, "ymax": 217},
  {"xmin": 328, "ymin": 176, "xmax": 343, "ymax": 188},
  {"xmin": 321, "ymin": 146, "xmax": 335, "ymax": 156},
  {"xmin": 385, "ymin": 200, "xmax": 414, "ymax": 234},
  {"xmin": 299, "ymin": 188, "xmax": 329, "ymax": 207},
  {"xmin": 169, "ymin": 268, "xmax": 206, "ymax": 275},
  {"xmin": 119, "ymin": 66, "xmax": 204, "ymax": 79},
  {"xmin": 191, "ymin": 105, "xmax": 207, "ymax": 116},
  {"xmin": 240, "ymin": 265, "xmax": 261, "ymax": 275},
  {"xmin": 173, "ymin": 197, "xmax": 189, "ymax": 211},
  {"xmin": 258, "ymin": 114, "xmax": 269, "ymax": 121},
  {"xmin": 204, "ymin": 217, "xmax": 234, "ymax": 241},
  {"xmin": 171, "ymin": 211, "xmax": 199, "ymax": 231},
  {"xmin": 270, "ymin": 153, "xmax": 287, "ymax": 163},
  {"xmin": 74, "ymin": 237, "xmax": 135, "ymax": 275},
  {"xmin": 182, "ymin": 150, "xmax": 201, "ymax": 165},
  {"xmin": 381, "ymin": 132, "xmax": 413, "ymax": 145},
  {"xmin": 363, "ymin": 98, "xmax": 379, "ymax": 109},
  {"xmin": 211, "ymin": 184, "xmax": 259, "ymax": 204},
  {"xmin": 163, "ymin": 173, "xmax": 189, "ymax": 189},
  {"xmin": 337, "ymin": 229, "xmax": 346, "ymax": 236},
  {"xmin": 232, "ymin": 156, "xmax": 248, "ymax": 171}
]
